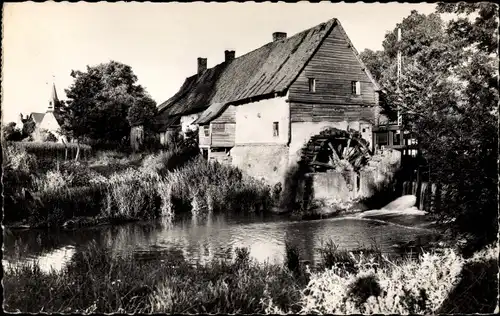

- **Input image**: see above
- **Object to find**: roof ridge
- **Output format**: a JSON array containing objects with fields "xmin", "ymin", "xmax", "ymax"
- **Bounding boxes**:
[
  {"xmin": 155, "ymin": 17, "xmax": 342, "ymax": 122},
  {"xmin": 195, "ymin": 17, "xmax": 338, "ymax": 77}
]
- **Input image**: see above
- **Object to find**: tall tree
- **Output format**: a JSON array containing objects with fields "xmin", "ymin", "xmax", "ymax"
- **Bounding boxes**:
[
  {"xmin": 60, "ymin": 61, "xmax": 157, "ymax": 147},
  {"xmin": 437, "ymin": 2, "xmax": 499, "ymax": 55},
  {"xmin": 360, "ymin": 7, "xmax": 499, "ymax": 253},
  {"xmin": 360, "ymin": 10, "xmax": 448, "ymax": 119}
]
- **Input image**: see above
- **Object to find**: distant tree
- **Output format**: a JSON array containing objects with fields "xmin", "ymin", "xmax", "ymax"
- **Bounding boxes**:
[
  {"xmin": 2, "ymin": 122, "xmax": 23, "ymax": 141},
  {"xmin": 38, "ymin": 129, "xmax": 58, "ymax": 142},
  {"xmin": 359, "ymin": 10, "xmax": 448, "ymax": 119},
  {"xmin": 60, "ymin": 60, "xmax": 157, "ymax": 149},
  {"xmin": 437, "ymin": 2, "xmax": 498, "ymax": 55},
  {"xmin": 20, "ymin": 114, "xmax": 36, "ymax": 140},
  {"xmin": 127, "ymin": 97, "xmax": 157, "ymax": 129}
]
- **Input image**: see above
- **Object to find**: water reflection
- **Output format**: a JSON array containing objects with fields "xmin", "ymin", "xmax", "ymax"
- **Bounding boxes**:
[{"xmin": 3, "ymin": 212, "xmax": 438, "ymax": 273}]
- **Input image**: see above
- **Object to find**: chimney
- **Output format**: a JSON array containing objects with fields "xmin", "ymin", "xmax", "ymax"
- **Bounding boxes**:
[
  {"xmin": 224, "ymin": 50, "xmax": 235, "ymax": 62},
  {"xmin": 272, "ymin": 32, "xmax": 287, "ymax": 42},
  {"xmin": 197, "ymin": 57, "xmax": 207, "ymax": 75}
]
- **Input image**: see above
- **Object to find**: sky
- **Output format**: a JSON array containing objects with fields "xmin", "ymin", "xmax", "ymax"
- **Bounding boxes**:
[{"xmin": 1, "ymin": 2, "xmax": 439, "ymax": 124}]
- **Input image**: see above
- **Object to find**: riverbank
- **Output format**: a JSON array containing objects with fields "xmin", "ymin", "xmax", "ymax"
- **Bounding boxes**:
[
  {"xmin": 3, "ymin": 145, "xmax": 277, "ymax": 229},
  {"xmin": 3, "ymin": 239, "xmax": 496, "ymax": 314},
  {"xmin": 3, "ymin": 143, "xmax": 435, "ymax": 231}
]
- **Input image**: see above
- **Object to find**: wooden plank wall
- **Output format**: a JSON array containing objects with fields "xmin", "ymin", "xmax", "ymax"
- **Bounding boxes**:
[
  {"xmin": 291, "ymin": 103, "xmax": 375, "ymax": 123},
  {"xmin": 211, "ymin": 105, "xmax": 236, "ymax": 147},
  {"xmin": 288, "ymin": 25, "xmax": 378, "ymax": 123},
  {"xmin": 199, "ymin": 125, "xmax": 211, "ymax": 147},
  {"xmin": 211, "ymin": 123, "xmax": 236, "ymax": 147}
]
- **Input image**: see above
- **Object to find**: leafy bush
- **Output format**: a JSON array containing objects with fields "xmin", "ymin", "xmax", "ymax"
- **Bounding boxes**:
[
  {"xmin": 3, "ymin": 144, "xmax": 38, "ymax": 173},
  {"xmin": 2, "ymin": 122, "xmax": 23, "ymax": 141},
  {"xmin": 317, "ymin": 240, "xmax": 358, "ymax": 274},
  {"xmin": 291, "ymin": 249, "xmax": 464, "ymax": 314},
  {"xmin": 140, "ymin": 147, "xmax": 197, "ymax": 176},
  {"xmin": 3, "ymin": 146, "xmax": 38, "ymax": 223},
  {"xmin": 33, "ymin": 170, "xmax": 73, "ymax": 192},
  {"xmin": 438, "ymin": 243, "xmax": 498, "ymax": 314}
]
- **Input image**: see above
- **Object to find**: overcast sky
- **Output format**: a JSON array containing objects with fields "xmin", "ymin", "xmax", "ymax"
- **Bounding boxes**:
[{"xmin": 2, "ymin": 2, "xmax": 439, "ymax": 124}]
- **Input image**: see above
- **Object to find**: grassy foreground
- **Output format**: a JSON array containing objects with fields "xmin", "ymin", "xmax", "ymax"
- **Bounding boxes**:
[{"xmin": 3, "ymin": 242, "xmax": 497, "ymax": 314}]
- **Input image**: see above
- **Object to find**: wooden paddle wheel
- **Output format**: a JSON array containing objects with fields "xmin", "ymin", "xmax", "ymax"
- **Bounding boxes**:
[{"xmin": 300, "ymin": 127, "xmax": 372, "ymax": 173}]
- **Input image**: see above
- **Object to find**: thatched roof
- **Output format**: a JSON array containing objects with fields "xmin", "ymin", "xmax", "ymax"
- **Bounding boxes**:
[
  {"xmin": 192, "ymin": 103, "xmax": 228, "ymax": 125},
  {"xmin": 156, "ymin": 18, "xmax": 380, "ymax": 129}
]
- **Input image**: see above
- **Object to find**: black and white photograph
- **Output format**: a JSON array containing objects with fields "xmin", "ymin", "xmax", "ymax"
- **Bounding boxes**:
[{"xmin": 1, "ymin": 1, "xmax": 498, "ymax": 314}]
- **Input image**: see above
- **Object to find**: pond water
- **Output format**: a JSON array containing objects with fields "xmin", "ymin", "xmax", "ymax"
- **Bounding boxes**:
[{"xmin": 3, "ymin": 209, "xmax": 439, "ymax": 273}]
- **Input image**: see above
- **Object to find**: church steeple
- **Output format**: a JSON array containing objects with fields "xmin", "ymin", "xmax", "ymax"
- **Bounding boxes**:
[{"xmin": 47, "ymin": 77, "xmax": 59, "ymax": 112}]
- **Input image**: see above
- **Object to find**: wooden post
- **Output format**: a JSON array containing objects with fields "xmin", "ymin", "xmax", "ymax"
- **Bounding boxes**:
[{"xmin": 75, "ymin": 140, "xmax": 80, "ymax": 162}]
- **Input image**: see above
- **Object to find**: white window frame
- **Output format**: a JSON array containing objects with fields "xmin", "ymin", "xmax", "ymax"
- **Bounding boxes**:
[
  {"xmin": 308, "ymin": 78, "xmax": 316, "ymax": 92},
  {"xmin": 351, "ymin": 81, "xmax": 361, "ymax": 95}
]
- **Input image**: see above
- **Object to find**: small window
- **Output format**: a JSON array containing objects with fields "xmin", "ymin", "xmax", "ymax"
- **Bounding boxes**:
[
  {"xmin": 203, "ymin": 125, "xmax": 210, "ymax": 137},
  {"xmin": 308, "ymin": 78, "xmax": 316, "ymax": 92},
  {"xmin": 376, "ymin": 132, "xmax": 388, "ymax": 146},
  {"xmin": 212, "ymin": 123, "xmax": 225, "ymax": 132},
  {"xmin": 273, "ymin": 122, "xmax": 279, "ymax": 137},
  {"xmin": 351, "ymin": 81, "xmax": 361, "ymax": 95}
]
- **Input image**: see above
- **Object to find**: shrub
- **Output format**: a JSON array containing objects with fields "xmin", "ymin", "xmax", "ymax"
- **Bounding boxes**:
[
  {"xmin": 33, "ymin": 170, "xmax": 73, "ymax": 192},
  {"xmin": 317, "ymin": 240, "xmax": 358, "ymax": 274},
  {"xmin": 284, "ymin": 241, "xmax": 302, "ymax": 277},
  {"xmin": 2, "ymin": 122, "xmax": 23, "ymax": 141},
  {"xmin": 437, "ymin": 243, "xmax": 498, "ymax": 314},
  {"xmin": 3, "ymin": 144, "xmax": 38, "ymax": 173},
  {"xmin": 2, "ymin": 145, "xmax": 38, "ymax": 223},
  {"xmin": 293, "ymin": 248, "xmax": 464, "ymax": 314}
]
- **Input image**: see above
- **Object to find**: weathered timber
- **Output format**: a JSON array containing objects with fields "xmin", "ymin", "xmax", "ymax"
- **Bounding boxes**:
[{"xmin": 289, "ymin": 24, "xmax": 378, "ymax": 122}]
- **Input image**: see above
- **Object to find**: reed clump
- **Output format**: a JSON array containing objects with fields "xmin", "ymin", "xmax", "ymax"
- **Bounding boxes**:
[{"xmin": 5, "ymin": 241, "xmax": 495, "ymax": 314}]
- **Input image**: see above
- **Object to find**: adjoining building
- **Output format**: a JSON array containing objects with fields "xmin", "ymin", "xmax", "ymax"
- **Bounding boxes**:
[
  {"xmin": 155, "ymin": 18, "xmax": 383, "ymax": 186},
  {"xmin": 21, "ymin": 82, "xmax": 66, "ymax": 143}
]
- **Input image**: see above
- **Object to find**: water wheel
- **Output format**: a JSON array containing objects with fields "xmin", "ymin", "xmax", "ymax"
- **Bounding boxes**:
[{"xmin": 300, "ymin": 128, "xmax": 372, "ymax": 172}]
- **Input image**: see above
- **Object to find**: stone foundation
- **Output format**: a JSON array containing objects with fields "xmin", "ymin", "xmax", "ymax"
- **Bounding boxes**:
[
  {"xmin": 209, "ymin": 150, "xmax": 232, "ymax": 165},
  {"xmin": 309, "ymin": 171, "xmax": 358, "ymax": 203},
  {"xmin": 230, "ymin": 144, "xmax": 289, "ymax": 186},
  {"xmin": 308, "ymin": 149, "xmax": 402, "ymax": 203}
]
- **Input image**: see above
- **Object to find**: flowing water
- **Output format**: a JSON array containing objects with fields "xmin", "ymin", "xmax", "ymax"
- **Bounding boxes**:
[{"xmin": 3, "ymin": 197, "xmax": 438, "ymax": 273}]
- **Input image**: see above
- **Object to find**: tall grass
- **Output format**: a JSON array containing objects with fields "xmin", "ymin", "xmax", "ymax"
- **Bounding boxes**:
[
  {"xmin": 3, "ymin": 243, "xmax": 303, "ymax": 314},
  {"xmin": 7, "ymin": 141, "xmax": 92, "ymax": 163},
  {"xmin": 5, "ymin": 241, "xmax": 495, "ymax": 314},
  {"xmin": 6, "ymin": 151, "xmax": 274, "ymax": 227},
  {"xmin": 103, "ymin": 169, "xmax": 161, "ymax": 220},
  {"xmin": 163, "ymin": 157, "xmax": 273, "ymax": 216}
]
